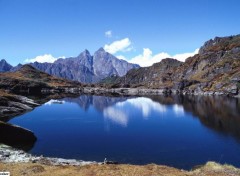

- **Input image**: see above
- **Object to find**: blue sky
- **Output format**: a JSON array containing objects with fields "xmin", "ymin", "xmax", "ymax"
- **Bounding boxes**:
[{"xmin": 1, "ymin": 0, "xmax": 240, "ymax": 66}]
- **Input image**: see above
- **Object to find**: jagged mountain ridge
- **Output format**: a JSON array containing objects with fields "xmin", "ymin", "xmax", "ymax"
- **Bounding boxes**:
[
  {"xmin": 0, "ymin": 48, "xmax": 140, "ymax": 83},
  {"xmin": 30, "ymin": 48, "xmax": 139, "ymax": 83},
  {"xmin": 1, "ymin": 34, "xmax": 240, "ymax": 95},
  {"xmin": 172, "ymin": 34, "xmax": 240, "ymax": 94},
  {"xmin": 107, "ymin": 34, "xmax": 240, "ymax": 95},
  {"xmin": 112, "ymin": 58, "xmax": 183, "ymax": 88}
]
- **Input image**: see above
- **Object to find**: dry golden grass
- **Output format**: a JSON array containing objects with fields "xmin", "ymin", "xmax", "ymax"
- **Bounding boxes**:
[
  {"xmin": 191, "ymin": 162, "xmax": 240, "ymax": 176},
  {"xmin": 0, "ymin": 162, "xmax": 240, "ymax": 176},
  {"xmin": 0, "ymin": 65, "xmax": 80, "ymax": 89},
  {"xmin": 0, "ymin": 163, "xmax": 188, "ymax": 176},
  {"xmin": 0, "ymin": 89, "xmax": 12, "ymax": 97}
]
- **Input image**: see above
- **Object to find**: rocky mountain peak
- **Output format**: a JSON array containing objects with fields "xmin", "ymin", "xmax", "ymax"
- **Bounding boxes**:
[
  {"xmin": 10, "ymin": 63, "xmax": 23, "ymax": 72},
  {"xmin": 161, "ymin": 58, "xmax": 182, "ymax": 64},
  {"xmin": 18, "ymin": 64, "xmax": 38, "ymax": 72},
  {"xmin": 77, "ymin": 49, "xmax": 92, "ymax": 62},
  {"xmin": 80, "ymin": 49, "xmax": 91, "ymax": 56},
  {"xmin": 96, "ymin": 47, "xmax": 105, "ymax": 53},
  {"xmin": 0, "ymin": 59, "xmax": 13, "ymax": 72},
  {"xmin": 92, "ymin": 47, "xmax": 140, "ymax": 80},
  {"xmin": 93, "ymin": 47, "xmax": 108, "ymax": 60},
  {"xmin": 20, "ymin": 48, "xmax": 139, "ymax": 83},
  {"xmin": 151, "ymin": 58, "xmax": 183, "ymax": 70},
  {"xmin": 0, "ymin": 59, "xmax": 7, "ymax": 63},
  {"xmin": 199, "ymin": 34, "xmax": 240, "ymax": 54}
]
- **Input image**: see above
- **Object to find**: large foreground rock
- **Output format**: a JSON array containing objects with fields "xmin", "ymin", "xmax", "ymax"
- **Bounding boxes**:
[{"xmin": 0, "ymin": 122, "xmax": 36, "ymax": 151}]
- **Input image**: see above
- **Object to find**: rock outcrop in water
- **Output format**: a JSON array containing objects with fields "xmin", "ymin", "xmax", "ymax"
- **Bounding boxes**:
[
  {"xmin": 0, "ymin": 122, "xmax": 36, "ymax": 151},
  {"xmin": 0, "ymin": 90, "xmax": 40, "ymax": 122}
]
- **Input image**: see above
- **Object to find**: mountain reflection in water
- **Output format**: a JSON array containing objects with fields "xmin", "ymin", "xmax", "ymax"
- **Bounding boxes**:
[
  {"xmin": 61, "ymin": 95, "xmax": 240, "ymax": 140},
  {"xmin": 149, "ymin": 95, "xmax": 240, "ymax": 141}
]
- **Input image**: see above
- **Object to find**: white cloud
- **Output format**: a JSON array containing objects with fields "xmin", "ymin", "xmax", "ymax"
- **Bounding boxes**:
[
  {"xmin": 104, "ymin": 38, "xmax": 132, "ymax": 54},
  {"xmin": 105, "ymin": 30, "xmax": 112, "ymax": 38},
  {"xmin": 119, "ymin": 48, "xmax": 199, "ymax": 67},
  {"xmin": 128, "ymin": 48, "xmax": 169, "ymax": 67},
  {"xmin": 24, "ymin": 54, "xmax": 65, "ymax": 63},
  {"xmin": 173, "ymin": 48, "xmax": 199, "ymax": 62}
]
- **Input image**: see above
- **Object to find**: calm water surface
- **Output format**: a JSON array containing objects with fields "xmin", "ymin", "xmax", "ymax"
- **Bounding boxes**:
[{"xmin": 8, "ymin": 95, "xmax": 240, "ymax": 169}]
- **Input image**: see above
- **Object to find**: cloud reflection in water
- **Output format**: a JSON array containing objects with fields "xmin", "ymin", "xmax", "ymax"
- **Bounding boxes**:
[
  {"xmin": 44, "ymin": 99, "xmax": 65, "ymax": 106},
  {"xmin": 173, "ymin": 104, "xmax": 185, "ymax": 116},
  {"xmin": 103, "ymin": 97, "xmax": 171, "ymax": 127},
  {"xmin": 103, "ymin": 107, "xmax": 129, "ymax": 127}
]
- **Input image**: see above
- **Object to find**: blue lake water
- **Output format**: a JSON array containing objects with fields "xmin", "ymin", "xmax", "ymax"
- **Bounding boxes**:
[{"xmin": 8, "ymin": 95, "xmax": 240, "ymax": 169}]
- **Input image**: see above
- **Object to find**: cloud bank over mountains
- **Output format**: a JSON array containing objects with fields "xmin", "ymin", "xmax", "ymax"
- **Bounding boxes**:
[
  {"xmin": 104, "ymin": 37, "xmax": 199, "ymax": 67},
  {"xmin": 24, "ymin": 36, "xmax": 199, "ymax": 67},
  {"xmin": 25, "ymin": 54, "xmax": 66, "ymax": 63},
  {"xmin": 118, "ymin": 48, "xmax": 199, "ymax": 67}
]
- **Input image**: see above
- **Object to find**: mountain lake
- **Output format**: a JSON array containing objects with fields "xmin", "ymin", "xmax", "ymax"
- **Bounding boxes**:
[{"xmin": 6, "ymin": 94, "xmax": 240, "ymax": 169}]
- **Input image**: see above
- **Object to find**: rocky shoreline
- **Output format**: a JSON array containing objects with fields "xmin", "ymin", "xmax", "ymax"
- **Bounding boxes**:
[
  {"xmin": 0, "ymin": 145, "xmax": 96, "ymax": 166},
  {"xmin": 0, "ymin": 144, "xmax": 240, "ymax": 176},
  {"xmin": 0, "ymin": 93, "xmax": 40, "ymax": 122},
  {"xmin": 83, "ymin": 87, "xmax": 240, "ymax": 97},
  {"xmin": 0, "ymin": 87, "xmax": 84, "ymax": 122},
  {"xmin": 1, "ymin": 86, "xmax": 239, "ymax": 123}
]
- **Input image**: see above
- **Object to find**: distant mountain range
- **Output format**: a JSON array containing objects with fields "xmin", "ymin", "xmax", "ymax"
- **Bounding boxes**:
[
  {"xmin": 1, "ymin": 35, "xmax": 240, "ymax": 96},
  {"xmin": 0, "ymin": 48, "xmax": 139, "ymax": 83}
]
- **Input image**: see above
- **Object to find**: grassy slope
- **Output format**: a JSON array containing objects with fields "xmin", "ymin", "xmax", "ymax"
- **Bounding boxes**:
[
  {"xmin": 0, "ymin": 162, "xmax": 239, "ymax": 176},
  {"xmin": 0, "ymin": 65, "xmax": 81, "ymax": 89}
]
